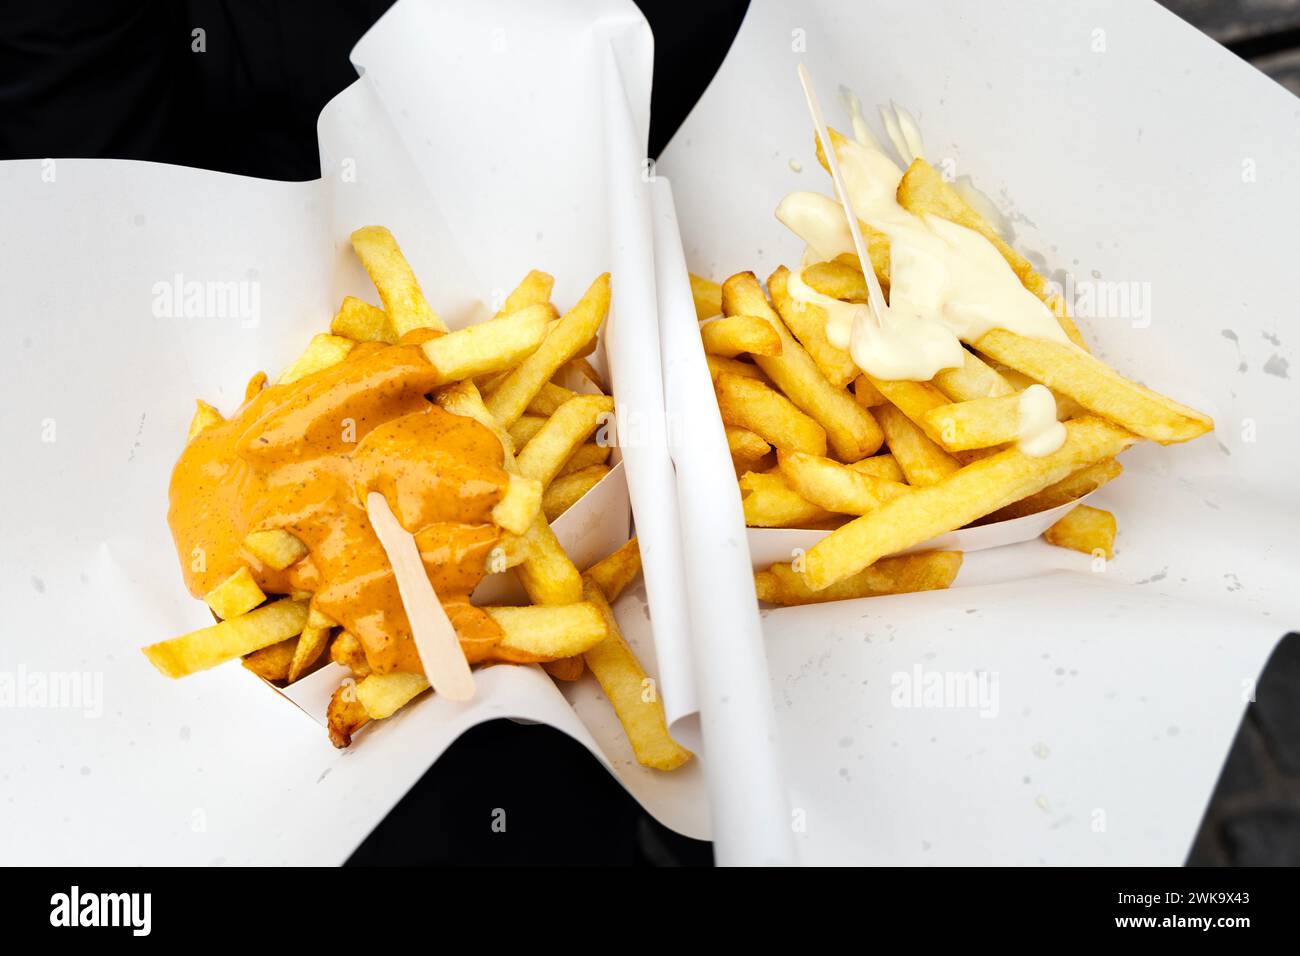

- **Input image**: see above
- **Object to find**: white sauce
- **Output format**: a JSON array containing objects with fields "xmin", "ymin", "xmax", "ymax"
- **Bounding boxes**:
[{"xmin": 1017, "ymin": 384, "xmax": 1066, "ymax": 456}]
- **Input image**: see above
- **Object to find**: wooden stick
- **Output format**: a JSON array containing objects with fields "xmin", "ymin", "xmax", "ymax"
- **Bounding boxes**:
[{"xmin": 365, "ymin": 491, "xmax": 475, "ymax": 701}]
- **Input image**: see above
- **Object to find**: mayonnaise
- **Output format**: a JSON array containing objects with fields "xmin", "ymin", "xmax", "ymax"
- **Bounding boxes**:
[
  {"xmin": 776, "ymin": 132, "xmax": 1072, "ymax": 391},
  {"xmin": 1017, "ymin": 384, "xmax": 1066, "ymax": 457}
]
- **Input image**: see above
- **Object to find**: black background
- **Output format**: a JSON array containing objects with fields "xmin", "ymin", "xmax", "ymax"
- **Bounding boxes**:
[{"xmin": 3, "ymin": 0, "xmax": 1297, "ymax": 867}]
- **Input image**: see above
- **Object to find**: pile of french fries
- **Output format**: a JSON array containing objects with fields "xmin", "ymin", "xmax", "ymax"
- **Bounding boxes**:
[
  {"xmin": 692, "ymin": 134, "xmax": 1213, "ymax": 607},
  {"xmin": 143, "ymin": 227, "xmax": 691, "ymax": 771}
]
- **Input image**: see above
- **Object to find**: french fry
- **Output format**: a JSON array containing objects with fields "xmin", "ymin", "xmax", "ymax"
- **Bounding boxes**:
[
  {"xmin": 288, "ymin": 619, "xmax": 331, "ymax": 683},
  {"xmin": 689, "ymin": 272, "xmax": 723, "ymax": 320},
  {"xmin": 355, "ymin": 671, "xmax": 431, "ymax": 719},
  {"xmin": 556, "ymin": 442, "xmax": 611, "ymax": 477},
  {"xmin": 204, "ymin": 566, "xmax": 266, "ymax": 620},
  {"xmin": 330, "ymin": 631, "xmax": 371, "ymax": 677},
  {"xmin": 563, "ymin": 356, "xmax": 608, "ymax": 393},
  {"xmin": 514, "ymin": 515, "xmax": 583, "ymax": 605},
  {"xmin": 489, "ymin": 473, "xmax": 543, "ymax": 535},
  {"xmin": 980, "ymin": 457, "xmax": 1122, "ymax": 523},
  {"xmin": 143, "ymin": 599, "xmax": 309, "ymax": 678},
  {"xmin": 923, "ymin": 392, "xmax": 1027, "ymax": 452},
  {"xmin": 894, "ymin": 158, "xmax": 1088, "ymax": 350},
  {"xmin": 327, "ymin": 681, "xmax": 369, "ymax": 748},
  {"xmin": 543, "ymin": 657, "xmax": 585, "ymax": 681},
  {"xmin": 435, "ymin": 379, "xmax": 516, "ymax": 458},
  {"xmin": 276, "ymin": 333, "xmax": 355, "ymax": 385},
  {"xmin": 487, "ymin": 602, "xmax": 609, "ymax": 662},
  {"xmin": 867, "ymin": 377, "xmax": 950, "ymax": 443},
  {"xmin": 706, "ymin": 354, "xmax": 767, "ymax": 384},
  {"xmin": 722, "ymin": 271, "xmax": 883, "ymax": 461},
  {"xmin": 515, "ymin": 394, "xmax": 615, "ymax": 488},
  {"xmin": 507, "ymin": 413, "xmax": 548, "ymax": 449},
  {"xmin": 974, "ymin": 329, "xmax": 1214, "ymax": 444},
  {"xmin": 802, "ymin": 256, "xmax": 882, "ymax": 300},
  {"xmin": 526, "ymin": 381, "xmax": 578, "ymax": 417},
  {"xmin": 700, "ymin": 315, "xmax": 782, "ymax": 358},
  {"xmin": 740, "ymin": 470, "xmax": 835, "ymax": 527},
  {"xmin": 350, "ymin": 226, "xmax": 447, "ymax": 335},
  {"xmin": 584, "ymin": 537, "xmax": 642, "ymax": 602},
  {"xmin": 1044, "ymin": 504, "xmax": 1117, "ymax": 559},
  {"xmin": 778, "ymin": 449, "xmax": 912, "ymax": 515},
  {"xmin": 849, "ymin": 453, "xmax": 906, "ymax": 483},
  {"xmin": 726, "ymin": 426, "xmax": 771, "ymax": 462},
  {"xmin": 581, "ymin": 579, "xmax": 692, "ymax": 771},
  {"xmin": 542, "ymin": 464, "xmax": 609, "ymax": 522},
  {"xmin": 485, "ymin": 273, "xmax": 610, "ymax": 426},
  {"xmin": 801, "ymin": 417, "xmax": 1138, "ymax": 590},
  {"xmin": 768, "ymin": 266, "xmax": 858, "ymax": 388},
  {"xmin": 331, "ymin": 296, "xmax": 397, "ymax": 344},
  {"xmin": 244, "ymin": 529, "xmax": 308, "ymax": 570},
  {"xmin": 421, "ymin": 303, "xmax": 549, "ymax": 385},
  {"xmin": 875, "ymin": 404, "xmax": 960, "ymax": 486},
  {"xmin": 242, "ymin": 637, "xmax": 297, "ymax": 682},
  {"xmin": 496, "ymin": 269, "xmax": 554, "ymax": 317},
  {"xmin": 852, "ymin": 375, "xmax": 886, "ymax": 408},
  {"xmin": 932, "ymin": 351, "xmax": 1017, "ymax": 403},
  {"xmin": 188, "ymin": 400, "xmax": 223, "ymax": 441},
  {"xmin": 716, "ymin": 372, "xmax": 827, "ymax": 457},
  {"xmin": 757, "ymin": 550, "xmax": 963, "ymax": 606}
]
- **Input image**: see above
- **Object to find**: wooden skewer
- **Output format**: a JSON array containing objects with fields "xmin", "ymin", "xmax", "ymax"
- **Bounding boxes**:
[
  {"xmin": 796, "ymin": 63, "xmax": 888, "ymax": 329},
  {"xmin": 365, "ymin": 491, "xmax": 476, "ymax": 702}
]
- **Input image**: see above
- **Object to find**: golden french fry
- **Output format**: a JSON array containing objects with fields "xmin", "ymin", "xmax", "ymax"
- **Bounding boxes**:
[
  {"xmin": 556, "ymin": 442, "xmax": 611, "ymax": 477},
  {"xmin": 980, "ymin": 457, "xmax": 1123, "ymax": 523},
  {"xmin": 350, "ymin": 225, "xmax": 447, "ymax": 335},
  {"xmin": 204, "ymin": 566, "xmax": 266, "ymax": 620},
  {"xmin": 768, "ymin": 266, "xmax": 858, "ymax": 388},
  {"xmin": 849, "ymin": 453, "xmax": 906, "ymax": 483},
  {"xmin": 244, "ymin": 529, "xmax": 308, "ymax": 571},
  {"xmin": 582, "ymin": 579, "xmax": 692, "ymax": 771},
  {"xmin": 689, "ymin": 272, "xmax": 723, "ymax": 320},
  {"xmin": 516, "ymin": 394, "xmax": 615, "ymax": 488},
  {"xmin": 421, "ymin": 303, "xmax": 549, "ymax": 385},
  {"xmin": 757, "ymin": 550, "xmax": 963, "ymax": 606},
  {"xmin": 778, "ymin": 449, "xmax": 912, "ymax": 515},
  {"xmin": 542, "ymin": 464, "xmax": 609, "ymax": 522},
  {"xmin": 922, "ymin": 392, "xmax": 1028, "ymax": 452},
  {"xmin": 514, "ymin": 515, "xmax": 583, "ymax": 605},
  {"xmin": 331, "ymin": 296, "xmax": 397, "ymax": 344},
  {"xmin": 543, "ymin": 657, "xmax": 585, "ymax": 681},
  {"xmin": 490, "ymin": 473, "xmax": 543, "ymax": 535},
  {"xmin": 584, "ymin": 537, "xmax": 642, "ymax": 602},
  {"xmin": 242, "ymin": 637, "xmax": 297, "ymax": 682},
  {"xmin": 801, "ymin": 417, "xmax": 1138, "ymax": 590},
  {"xmin": 435, "ymin": 379, "xmax": 516, "ymax": 458},
  {"xmin": 852, "ymin": 375, "xmax": 886, "ymax": 408},
  {"xmin": 722, "ymin": 271, "xmax": 882, "ymax": 461},
  {"xmin": 706, "ymin": 354, "xmax": 767, "ymax": 384},
  {"xmin": 1044, "ymin": 504, "xmax": 1117, "ymax": 559},
  {"xmin": 143, "ymin": 599, "xmax": 309, "ymax": 678},
  {"xmin": 288, "ymin": 621, "xmax": 330, "ymax": 683},
  {"xmin": 356, "ymin": 671, "xmax": 431, "ymax": 719},
  {"xmin": 563, "ymin": 356, "xmax": 608, "ymax": 393},
  {"xmin": 485, "ymin": 273, "xmax": 610, "ymax": 426},
  {"xmin": 739, "ymin": 470, "xmax": 835, "ymax": 527},
  {"xmin": 188, "ymin": 400, "xmax": 223, "ymax": 441},
  {"xmin": 875, "ymin": 404, "xmax": 960, "ymax": 486},
  {"xmin": 276, "ymin": 333, "xmax": 355, "ymax": 385},
  {"xmin": 330, "ymin": 631, "xmax": 371, "ymax": 677},
  {"xmin": 700, "ymin": 315, "xmax": 782, "ymax": 358},
  {"xmin": 802, "ymin": 256, "xmax": 883, "ymax": 300},
  {"xmin": 526, "ymin": 381, "xmax": 578, "ymax": 417},
  {"xmin": 327, "ymin": 681, "xmax": 369, "ymax": 748},
  {"xmin": 868, "ymin": 377, "xmax": 950, "ymax": 442},
  {"xmin": 974, "ymin": 329, "xmax": 1214, "ymax": 445},
  {"xmin": 716, "ymin": 372, "xmax": 827, "ymax": 456},
  {"xmin": 497, "ymin": 269, "xmax": 555, "ymax": 317},
  {"xmin": 933, "ymin": 351, "xmax": 1016, "ymax": 403},
  {"xmin": 488, "ymin": 602, "xmax": 608, "ymax": 662},
  {"xmin": 507, "ymin": 413, "xmax": 548, "ymax": 448},
  {"xmin": 994, "ymin": 365, "xmax": 1086, "ymax": 421},
  {"xmin": 894, "ymin": 159, "xmax": 1087, "ymax": 350},
  {"xmin": 726, "ymin": 425, "xmax": 771, "ymax": 461}
]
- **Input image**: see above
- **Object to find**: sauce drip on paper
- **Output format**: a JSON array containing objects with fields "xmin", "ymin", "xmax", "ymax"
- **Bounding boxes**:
[{"xmin": 168, "ymin": 341, "xmax": 510, "ymax": 674}]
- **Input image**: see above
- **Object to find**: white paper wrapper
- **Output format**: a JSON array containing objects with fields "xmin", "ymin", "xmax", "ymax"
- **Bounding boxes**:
[
  {"xmin": 659, "ymin": 0, "xmax": 1299, "ymax": 864},
  {"xmin": 0, "ymin": 0, "xmax": 709, "ymax": 865}
]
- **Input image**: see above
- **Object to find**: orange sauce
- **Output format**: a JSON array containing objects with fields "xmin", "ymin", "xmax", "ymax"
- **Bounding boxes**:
[{"xmin": 168, "ymin": 342, "xmax": 511, "ymax": 674}]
